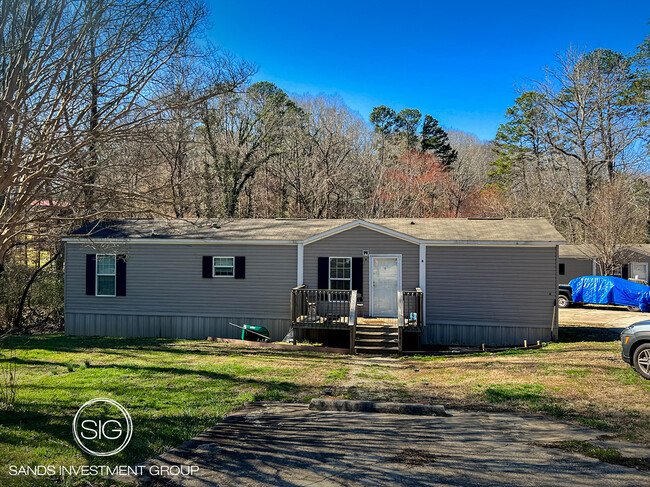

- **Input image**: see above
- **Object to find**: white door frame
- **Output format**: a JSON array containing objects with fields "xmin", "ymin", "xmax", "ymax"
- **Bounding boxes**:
[{"xmin": 369, "ymin": 254, "xmax": 402, "ymax": 317}]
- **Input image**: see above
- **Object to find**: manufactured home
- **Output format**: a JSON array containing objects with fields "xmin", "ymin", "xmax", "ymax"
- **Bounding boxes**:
[
  {"xmin": 64, "ymin": 218, "xmax": 564, "ymax": 351},
  {"xmin": 559, "ymin": 244, "xmax": 650, "ymax": 284}
]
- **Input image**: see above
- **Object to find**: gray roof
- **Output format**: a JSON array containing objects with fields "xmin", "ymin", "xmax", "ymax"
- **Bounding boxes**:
[
  {"xmin": 630, "ymin": 244, "xmax": 650, "ymax": 256},
  {"xmin": 559, "ymin": 244, "xmax": 650, "ymax": 259},
  {"xmin": 558, "ymin": 244, "xmax": 598, "ymax": 259},
  {"xmin": 68, "ymin": 218, "xmax": 565, "ymax": 243}
]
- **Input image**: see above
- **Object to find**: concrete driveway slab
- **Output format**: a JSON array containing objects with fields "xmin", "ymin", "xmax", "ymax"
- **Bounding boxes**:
[
  {"xmin": 122, "ymin": 403, "xmax": 649, "ymax": 487},
  {"xmin": 559, "ymin": 305, "xmax": 648, "ymax": 327}
]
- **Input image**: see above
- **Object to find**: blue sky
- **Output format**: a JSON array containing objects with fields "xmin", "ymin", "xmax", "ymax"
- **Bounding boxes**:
[{"xmin": 206, "ymin": 1, "xmax": 648, "ymax": 141}]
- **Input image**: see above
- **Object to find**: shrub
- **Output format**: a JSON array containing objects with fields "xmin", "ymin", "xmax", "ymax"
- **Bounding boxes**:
[{"xmin": 0, "ymin": 256, "xmax": 63, "ymax": 333}]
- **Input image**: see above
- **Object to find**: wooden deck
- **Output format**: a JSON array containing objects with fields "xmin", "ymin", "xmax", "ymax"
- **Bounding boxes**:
[
  {"xmin": 357, "ymin": 317, "xmax": 397, "ymax": 326},
  {"xmin": 293, "ymin": 315, "xmax": 351, "ymax": 329},
  {"xmin": 293, "ymin": 316, "xmax": 406, "ymax": 328},
  {"xmin": 290, "ymin": 286, "xmax": 424, "ymax": 354}
]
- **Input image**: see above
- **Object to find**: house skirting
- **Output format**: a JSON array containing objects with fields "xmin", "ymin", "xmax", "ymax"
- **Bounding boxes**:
[
  {"xmin": 422, "ymin": 322, "xmax": 551, "ymax": 347},
  {"xmin": 65, "ymin": 313, "xmax": 551, "ymax": 348},
  {"xmin": 64, "ymin": 312, "xmax": 291, "ymax": 341}
]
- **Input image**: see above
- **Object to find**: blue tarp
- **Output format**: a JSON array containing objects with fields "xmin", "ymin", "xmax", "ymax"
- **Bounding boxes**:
[{"xmin": 569, "ymin": 276, "xmax": 650, "ymax": 312}]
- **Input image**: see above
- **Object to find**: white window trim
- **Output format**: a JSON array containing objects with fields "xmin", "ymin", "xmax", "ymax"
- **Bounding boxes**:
[
  {"xmin": 213, "ymin": 256, "xmax": 235, "ymax": 278},
  {"xmin": 96, "ymin": 254, "xmax": 116, "ymax": 297},
  {"xmin": 328, "ymin": 256, "xmax": 352, "ymax": 292},
  {"xmin": 631, "ymin": 262, "xmax": 648, "ymax": 281}
]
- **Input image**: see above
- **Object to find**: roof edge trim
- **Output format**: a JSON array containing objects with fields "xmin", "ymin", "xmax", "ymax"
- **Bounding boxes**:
[
  {"xmin": 62, "ymin": 238, "xmax": 300, "ymax": 245},
  {"xmin": 423, "ymin": 241, "xmax": 564, "ymax": 246},
  {"xmin": 302, "ymin": 220, "xmax": 421, "ymax": 245}
]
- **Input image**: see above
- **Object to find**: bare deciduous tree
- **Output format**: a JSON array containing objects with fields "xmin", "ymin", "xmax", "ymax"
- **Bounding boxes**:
[
  {"xmin": 0, "ymin": 0, "xmax": 250, "ymax": 260},
  {"xmin": 538, "ymin": 48, "xmax": 647, "ymax": 207},
  {"xmin": 583, "ymin": 177, "xmax": 646, "ymax": 275},
  {"xmin": 200, "ymin": 82, "xmax": 301, "ymax": 217},
  {"xmin": 270, "ymin": 95, "xmax": 374, "ymax": 218}
]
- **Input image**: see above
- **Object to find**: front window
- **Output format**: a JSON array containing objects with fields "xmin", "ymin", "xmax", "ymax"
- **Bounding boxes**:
[
  {"xmin": 96, "ymin": 254, "xmax": 116, "ymax": 296},
  {"xmin": 329, "ymin": 257, "xmax": 351, "ymax": 290},
  {"xmin": 611, "ymin": 265, "xmax": 623, "ymax": 278},
  {"xmin": 213, "ymin": 257, "xmax": 234, "ymax": 277}
]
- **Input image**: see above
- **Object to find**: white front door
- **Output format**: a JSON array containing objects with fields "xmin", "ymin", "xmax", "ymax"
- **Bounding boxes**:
[
  {"xmin": 371, "ymin": 256, "xmax": 400, "ymax": 317},
  {"xmin": 631, "ymin": 262, "xmax": 649, "ymax": 281}
]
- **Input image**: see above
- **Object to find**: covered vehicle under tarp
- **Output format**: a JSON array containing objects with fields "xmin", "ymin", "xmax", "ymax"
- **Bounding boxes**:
[{"xmin": 569, "ymin": 276, "xmax": 650, "ymax": 312}]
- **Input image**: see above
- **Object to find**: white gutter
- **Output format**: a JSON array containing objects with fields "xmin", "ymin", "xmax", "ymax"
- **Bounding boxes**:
[
  {"xmin": 62, "ymin": 238, "xmax": 301, "ymax": 245},
  {"xmin": 62, "ymin": 237, "xmax": 564, "ymax": 246},
  {"xmin": 422, "ymin": 241, "xmax": 565, "ymax": 246}
]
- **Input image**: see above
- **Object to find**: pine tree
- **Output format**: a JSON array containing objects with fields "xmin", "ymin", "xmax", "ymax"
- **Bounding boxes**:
[
  {"xmin": 488, "ymin": 92, "xmax": 545, "ymax": 191},
  {"xmin": 396, "ymin": 108, "xmax": 422, "ymax": 151},
  {"xmin": 421, "ymin": 115, "xmax": 457, "ymax": 167},
  {"xmin": 370, "ymin": 106, "xmax": 397, "ymax": 165},
  {"xmin": 369, "ymin": 105, "xmax": 397, "ymax": 134}
]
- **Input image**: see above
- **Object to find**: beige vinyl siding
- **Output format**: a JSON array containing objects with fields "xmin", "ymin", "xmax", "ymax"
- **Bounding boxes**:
[
  {"xmin": 65, "ymin": 242, "xmax": 296, "ymax": 319},
  {"xmin": 559, "ymin": 257, "xmax": 593, "ymax": 283},
  {"xmin": 303, "ymin": 226, "xmax": 419, "ymax": 316},
  {"xmin": 65, "ymin": 313, "xmax": 290, "ymax": 341},
  {"xmin": 423, "ymin": 323, "xmax": 551, "ymax": 347},
  {"xmin": 560, "ymin": 249, "xmax": 650, "ymax": 283},
  {"xmin": 628, "ymin": 254, "xmax": 650, "ymax": 280},
  {"xmin": 620, "ymin": 250, "xmax": 650, "ymax": 281},
  {"xmin": 426, "ymin": 246, "xmax": 556, "ymax": 328}
]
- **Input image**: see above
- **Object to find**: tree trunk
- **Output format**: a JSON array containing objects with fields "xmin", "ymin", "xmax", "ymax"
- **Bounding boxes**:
[{"xmin": 12, "ymin": 251, "xmax": 61, "ymax": 331}]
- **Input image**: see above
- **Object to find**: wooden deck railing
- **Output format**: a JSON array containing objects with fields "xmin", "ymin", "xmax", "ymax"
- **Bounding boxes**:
[
  {"xmin": 291, "ymin": 288, "xmax": 356, "ymax": 328},
  {"xmin": 348, "ymin": 291, "xmax": 357, "ymax": 354},
  {"xmin": 290, "ymin": 287, "xmax": 358, "ymax": 353},
  {"xmin": 397, "ymin": 287, "xmax": 424, "ymax": 354},
  {"xmin": 399, "ymin": 288, "xmax": 424, "ymax": 328}
]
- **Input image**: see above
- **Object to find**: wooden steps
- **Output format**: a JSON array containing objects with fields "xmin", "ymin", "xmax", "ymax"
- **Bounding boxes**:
[{"xmin": 354, "ymin": 322, "xmax": 399, "ymax": 354}]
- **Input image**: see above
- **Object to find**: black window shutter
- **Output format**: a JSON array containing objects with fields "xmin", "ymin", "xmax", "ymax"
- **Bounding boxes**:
[
  {"xmin": 318, "ymin": 257, "xmax": 329, "ymax": 289},
  {"xmin": 86, "ymin": 254, "xmax": 96, "ymax": 295},
  {"xmin": 234, "ymin": 256, "xmax": 245, "ymax": 279},
  {"xmin": 202, "ymin": 256, "xmax": 213, "ymax": 278},
  {"xmin": 352, "ymin": 257, "xmax": 363, "ymax": 294},
  {"xmin": 558, "ymin": 263, "xmax": 565, "ymax": 275},
  {"xmin": 622, "ymin": 264, "xmax": 629, "ymax": 279},
  {"xmin": 116, "ymin": 255, "xmax": 127, "ymax": 296}
]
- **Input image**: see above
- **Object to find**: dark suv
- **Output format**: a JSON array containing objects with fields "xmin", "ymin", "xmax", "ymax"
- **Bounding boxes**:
[
  {"xmin": 621, "ymin": 322, "xmax": 650, "ymax": 380},
  {"xmin": 558, "ymin": 285, "xmax": 573, "ymax": 308}
]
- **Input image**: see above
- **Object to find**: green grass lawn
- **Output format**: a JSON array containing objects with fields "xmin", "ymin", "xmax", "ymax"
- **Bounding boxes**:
[
  {"xmin": 0, "ymin": 334, "xmax": 346, "ymax": 486},
  {"xmin": 1, "ymin": 331, "xmax": 649, "ymax": 486}
]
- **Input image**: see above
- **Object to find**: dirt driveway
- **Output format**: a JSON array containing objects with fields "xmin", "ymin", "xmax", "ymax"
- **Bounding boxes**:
[
  {"xmin": 124, "ymin": 403, "xmax": 650, "ymax": 487},
  {"xmin": 559, "ymin": 304, "xmax": 649, "ymax": 328}
]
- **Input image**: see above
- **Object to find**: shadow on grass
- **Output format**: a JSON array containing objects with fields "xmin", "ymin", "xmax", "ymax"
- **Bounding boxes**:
[
  {"xmin": 2, "ymin": 334, "xmax": 225, "ymax": 355},
  {"xmin": 559, "ymin": 326, "xmax": 624, "ymax": 343},
  {"xmin": 0, "ymin": 334, "xmax": 324, "ymax": 469},
  {"xmin": 0, "ymin": 372, "xmax": 312, "ymax": 468},
  {"xmin": 0, "ymin": 334, "xmax": 341, "ymax": 363}
]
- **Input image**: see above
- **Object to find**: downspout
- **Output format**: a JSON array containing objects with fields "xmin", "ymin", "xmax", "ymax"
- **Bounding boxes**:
[{"xmin": 552, "ymin": 245, "xmax": 559, "ymax": 342}]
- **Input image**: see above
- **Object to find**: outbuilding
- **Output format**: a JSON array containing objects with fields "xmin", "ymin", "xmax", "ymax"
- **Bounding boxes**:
[{"xmin": 559, "ymin": 244, "xmax": 650, "ymax": 284}]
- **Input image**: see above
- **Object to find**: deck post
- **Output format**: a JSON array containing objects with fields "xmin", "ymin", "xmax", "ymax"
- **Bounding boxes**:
[
  {"xmin": 349, "ymin": 290, "xmax": 357, "ymax": 354},
  {"xmin": 397, "ymin": 291, "xmax": 404, "ymax": 355},
  {"xmin": 290, "ymin": 290, "xmax": 296, "ymax": 345}
]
